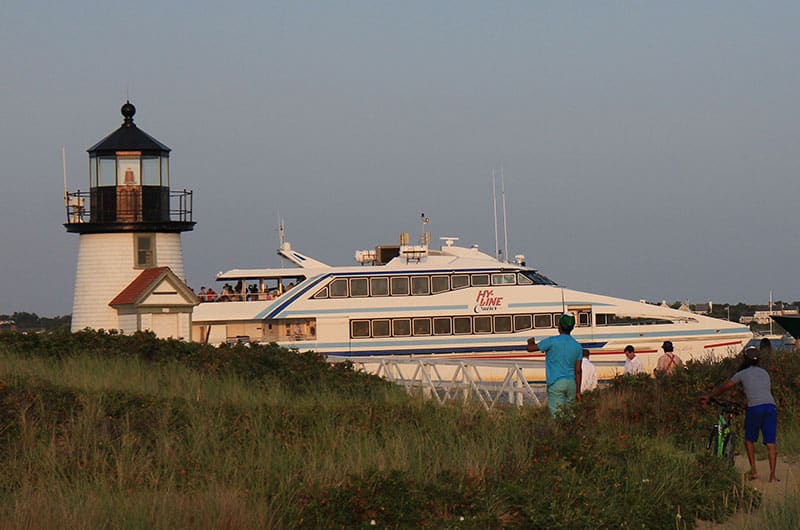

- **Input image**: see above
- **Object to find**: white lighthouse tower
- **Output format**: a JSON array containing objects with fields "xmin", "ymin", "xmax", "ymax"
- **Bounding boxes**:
[{"xmin": 65, "ymin": 102, "xmax": 197, "ymax": 337}]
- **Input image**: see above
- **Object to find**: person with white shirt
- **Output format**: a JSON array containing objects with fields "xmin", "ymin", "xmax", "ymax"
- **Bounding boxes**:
[
  {"xmin": 581, "ymin": 349, "xmax": 598, "ymax": 392},
  {"xmin": 623, "ymin": 344, "xmax": 644, "ymax": 375}
]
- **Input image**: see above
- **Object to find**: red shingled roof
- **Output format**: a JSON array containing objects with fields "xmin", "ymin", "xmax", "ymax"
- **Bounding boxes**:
[{"xmin": 109, "ymin": 267, "xmax": 170, "ymax": 306}]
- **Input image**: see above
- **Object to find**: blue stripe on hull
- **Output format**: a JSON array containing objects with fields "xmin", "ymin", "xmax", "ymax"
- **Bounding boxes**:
[{"xmin": 304, "ymin": 341, "xmax": 608, "ymax": 357}]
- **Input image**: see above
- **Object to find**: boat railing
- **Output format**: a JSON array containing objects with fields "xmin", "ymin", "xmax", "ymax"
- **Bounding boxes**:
[
  {"xmin": 198, "ymin": 288, "xmax": 294, "ymax": 303},
  {"xmin": 328, "ymin": 356, "xmax": 547, "ymax": 410}
]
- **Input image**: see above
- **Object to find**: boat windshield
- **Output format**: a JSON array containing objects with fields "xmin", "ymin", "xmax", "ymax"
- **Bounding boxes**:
[{"xmin": 519, "ymin": 270, "xmax": 557, "ymax": 286}]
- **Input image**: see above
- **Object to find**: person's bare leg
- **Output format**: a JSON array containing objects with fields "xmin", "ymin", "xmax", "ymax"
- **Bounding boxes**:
[
  {"xmin": 745, "ymin": 440, "xmax": 758, "ymax": 479},
  {"xmin": 767, "ymin": 443, "xmax": 779, "ymax": 482}
]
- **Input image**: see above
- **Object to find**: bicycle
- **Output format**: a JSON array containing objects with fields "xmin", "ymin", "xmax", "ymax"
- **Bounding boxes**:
[{"xmin": 706, "ymin": 398, "xmax": 742, "ymax": 462}]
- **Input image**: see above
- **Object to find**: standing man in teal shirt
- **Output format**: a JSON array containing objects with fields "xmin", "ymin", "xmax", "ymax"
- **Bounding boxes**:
[{"xmin": 527, "ymin": 313, "xmax": 583, "ymax": 417}]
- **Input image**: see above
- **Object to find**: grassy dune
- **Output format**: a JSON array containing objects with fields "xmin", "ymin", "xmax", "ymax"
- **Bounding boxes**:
[{"xmin": 0, "ymin": 330, "xmax": 796, "ymax": 529}]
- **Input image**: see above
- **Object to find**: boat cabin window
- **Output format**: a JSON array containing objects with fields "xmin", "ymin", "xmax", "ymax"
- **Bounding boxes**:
[
  {"xmin": 351, "ymin": 320, "xmax": 370, "ymax": 338},
  {"xmin": 519, "ymin": 271, "xmax": 557, "ymax": 285},
  {"xmin": 471, "ymin": 274, "xmax": 490, "ymax": 287},
  {"xmin": 474, "ymin": 315, "xmax": 492, "ymax": 333},
  {"xmin": 514, "ymin": 314, "xmax": 533, "ymax": 331},
  {"xmin": 330, "ymin": 278, "xmax": 348, "ymax": 298},
  {"xmin": 453, "ymin": 316, "xmax": 471, "ymax": 334},
  {"xmin": 370, "ymin": 277, "xmax": 389, "ymax": 296},
  {"xmin": 412, "ymin": 318, "xmax": 431, "ymax": 335},
  {"xmin": 411, "ymin": 276, "xmax": 430, "ymax": 295},
  {"xmin": 451, "ymin": 275, "xmax": 470, "ymax": 290},
  {"xmin": 392, "ymin": 318, "xmax": 411, "ymax": 336},
  {"xmin": 310, "ymin": 269, "xmax": 555, "ymax": 302},
  {"xmin": 534, "ymin": 314, "xmax": 552, "ymax": 329},
  {"xmin": 431, "ymin": 275, "xmax": 450, "ymax": 294},
  {"xmin": 494, "ymin": 315, "xmax": 512, "ymax": 333},
  {"xmin": 596, "ymin": 313, "xmax": 673, "ymax": 326},
  {"xmin": 390, "ymin": 277, "xmax": 410, "ymax": 296},
  {"xmin": 350, "ymin": 278, "xmax": 369, "ymax": 297},
  {"xmin": 348, "ymin": 308, "xmax": 603, "ymax": 339},
  {"xmin": 372, "ymin": 319, "xmax": 390, "ymax": 337},
  {"xmin": 578, "ymin": 312, "xmax": 591, "ymax": 327},
  {"xmin": 492, "ymin": 273, "xmax": 516, "ymax": 286},
  {"xmin": 433, "ymin": 317, "xmax": 452, "ymax": 335}
]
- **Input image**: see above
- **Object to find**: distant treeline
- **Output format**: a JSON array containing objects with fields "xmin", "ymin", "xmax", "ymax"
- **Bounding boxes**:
[{"xmin": 0, "ymin": 312, "xmax": 71, "ymax": 332}]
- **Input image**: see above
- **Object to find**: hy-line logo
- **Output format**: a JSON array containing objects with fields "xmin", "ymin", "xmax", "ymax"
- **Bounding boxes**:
[{"xmin": 473, "ymin": 289, "xmax": 504, "ymax": 313}]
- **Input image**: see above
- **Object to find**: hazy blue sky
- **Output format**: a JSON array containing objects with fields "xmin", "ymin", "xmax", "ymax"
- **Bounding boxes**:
[{"xmin": 2, "ymin": 2, "xmax": 799, "ymax": 316}]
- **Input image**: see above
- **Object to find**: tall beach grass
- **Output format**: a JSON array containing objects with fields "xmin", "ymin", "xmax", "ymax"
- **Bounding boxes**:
[{"xmin": 0, "ymin": 330, "xmax": 793, "ymax": 528}]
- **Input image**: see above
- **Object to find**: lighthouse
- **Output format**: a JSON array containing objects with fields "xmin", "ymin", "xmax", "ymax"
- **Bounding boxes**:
[{"xmin": 65, "ymin": 102, "xmax": 197, "ymax": 338}]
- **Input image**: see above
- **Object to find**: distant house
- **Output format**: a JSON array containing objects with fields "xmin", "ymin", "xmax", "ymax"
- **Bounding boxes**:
[
  {"xmin": 0, "ymin": 320, "xmax": 16, "ymax": 332},
  {"xmin": 743, "ymin": 304, "xmax": 799, "ymax": 325},
  {"xmin": 693, "ymin": 302, "xmax": 713, "ymax": 315}
]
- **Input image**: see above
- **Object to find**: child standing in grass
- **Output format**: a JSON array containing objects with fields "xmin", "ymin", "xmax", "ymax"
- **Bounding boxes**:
[{"xmin": 702, "ymin": 346, "xmax": 778, "ymax": 482}]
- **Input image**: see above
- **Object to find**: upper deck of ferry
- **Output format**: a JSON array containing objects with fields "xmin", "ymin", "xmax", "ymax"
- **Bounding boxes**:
[{"xmin": 198, "ymin": 237, "xmax": 557, "ymax": 305}]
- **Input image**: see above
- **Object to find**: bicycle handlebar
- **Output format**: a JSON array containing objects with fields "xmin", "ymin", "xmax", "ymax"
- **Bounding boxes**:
[{"xmin": 708, "ymin": 398, "xmax": 742, "ymax": 414}]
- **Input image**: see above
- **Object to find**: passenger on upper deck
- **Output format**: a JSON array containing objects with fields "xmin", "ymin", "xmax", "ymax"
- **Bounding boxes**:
[
  {"xmin": 205, "ymin": 287, "xmax": 217, "ymax": 302},
  {"xmin": 247, "ymin": 284, "xmax": 258, "ymax": 301},
  {"xmin": 258, "ymin": 284, "xmax": 271, "ymax": 301},
  {"xmin": 198, "ymin": 287, "xmax": 207, "ymax": 302},
  {"xmin": 219, "ymin": 283, "xmax": 232, "ymax": 302}
]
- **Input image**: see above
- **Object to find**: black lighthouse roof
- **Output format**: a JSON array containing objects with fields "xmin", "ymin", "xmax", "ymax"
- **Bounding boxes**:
[
  {"xmin": 87, "ymin": 101, "xmax": 170, "ymax": 155},
  {"xmin": 65, "ymin": 101, "xmax": 193, "ymax": 234}
]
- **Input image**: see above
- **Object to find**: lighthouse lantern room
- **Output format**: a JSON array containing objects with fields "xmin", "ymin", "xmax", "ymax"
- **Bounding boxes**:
[{"xmin": 65, "ymin": 102, "xmax": 197, "ymax": 337}]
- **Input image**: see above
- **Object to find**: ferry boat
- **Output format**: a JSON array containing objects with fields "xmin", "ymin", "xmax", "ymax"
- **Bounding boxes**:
[{"xmin": 191, "ymin": 232, "xmax": 752, "ymax": 383}]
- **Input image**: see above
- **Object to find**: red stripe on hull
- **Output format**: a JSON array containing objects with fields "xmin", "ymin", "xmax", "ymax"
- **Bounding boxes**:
[
  {"xmin": 704, "ymin": 340, "xmax": 743, "ymax": 349},
  {"xmin": 588, "ymin": 349, "xmax": 658, "ymax": 355}
]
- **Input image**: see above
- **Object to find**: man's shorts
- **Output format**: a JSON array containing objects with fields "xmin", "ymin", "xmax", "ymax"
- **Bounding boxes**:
[{"xmin": 744, "ymin": 403, "xmax": 777, "ymax": 444}]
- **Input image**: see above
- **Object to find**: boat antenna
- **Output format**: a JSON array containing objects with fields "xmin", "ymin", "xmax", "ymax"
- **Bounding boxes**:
[
  {"xmin": 769, "ymin": 290, "xmax": 773, "ymax": 335},
  {"xmin": 501, "ymin": 164, "xmax": 509, "ymax": 263},
  {"xmin": 62, "ymin": 146, "xmax": 68, "ymax": 206},
  {"xmin": 419, "ymin": 212, "xmax": 431, "ymax": 246},
  {"xmin": 492, "ymin": 169, "xmax": 499, "ymax": 260},
  {"xmin": 561, "ymin": 288, "xmax": 566, "ymax": 313}
]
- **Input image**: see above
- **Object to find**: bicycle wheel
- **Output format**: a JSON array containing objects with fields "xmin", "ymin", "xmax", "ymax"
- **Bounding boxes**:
[
  {"xmin": 706, "ymin": 428, "xmax": 719, "ymax": 455},
  {"xmin": 722, "ymin": 432, "xmax": 736, "ymax": 462}
]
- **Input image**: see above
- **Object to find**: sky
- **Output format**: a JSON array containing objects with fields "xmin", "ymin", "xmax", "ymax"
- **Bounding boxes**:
[{"xmin": 2, "ymin": 1, "xmax": 800, "ymax": 317}]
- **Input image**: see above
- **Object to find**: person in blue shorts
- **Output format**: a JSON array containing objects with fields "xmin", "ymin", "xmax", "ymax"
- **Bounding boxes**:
[
  {"xmin": 527, "ymin": 313, "xmax": 583, "ymax": 418},
  {"xmin": 702, "ymin": 346, "xmax": 778, "ymax": 482}
]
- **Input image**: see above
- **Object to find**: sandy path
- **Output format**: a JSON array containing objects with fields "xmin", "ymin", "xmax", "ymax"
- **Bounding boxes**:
[{"xmin": 695, "ymin": 454, "xmax": 798, "ymax": 529}]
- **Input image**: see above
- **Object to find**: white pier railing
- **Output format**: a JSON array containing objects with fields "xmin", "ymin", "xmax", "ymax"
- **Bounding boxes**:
[{"xmin": 329, "ymin": 356, "xmax": 547, "ymax": 410}]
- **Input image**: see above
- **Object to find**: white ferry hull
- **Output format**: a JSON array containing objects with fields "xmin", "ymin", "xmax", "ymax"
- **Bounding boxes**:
[{"xmin": 191, "ymin": 238, "xmax": 752, "ymax": 383}]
